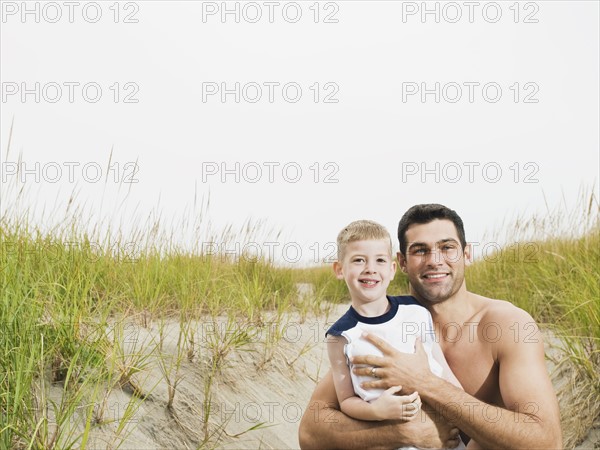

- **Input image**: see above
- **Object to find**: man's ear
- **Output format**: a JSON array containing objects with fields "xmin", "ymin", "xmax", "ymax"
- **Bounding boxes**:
[
  {"xmin": 464, "ymin": 243, "xmax": 473, "ymax": 266},
  {"xmin": 396, "ymin": 251, "xmax": 407, "ymax": 273},
  {"xmin": 333, "ymin": 261, "xmax": 344, "ymax": 279}
]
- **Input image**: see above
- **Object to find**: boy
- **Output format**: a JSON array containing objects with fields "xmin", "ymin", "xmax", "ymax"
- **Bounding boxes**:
[{"xmin": 326, "ymin": 220, "xmax": 464, "ymax": 450}]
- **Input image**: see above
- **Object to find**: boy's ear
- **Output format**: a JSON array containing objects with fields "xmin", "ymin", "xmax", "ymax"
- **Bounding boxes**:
[
  {"xmin": 397, "ymin": 251, "xmax": 407, "ymax": 273},
  {"xmin": 333, "ymin": 261, "xmax": 344, "ymax": 279}
]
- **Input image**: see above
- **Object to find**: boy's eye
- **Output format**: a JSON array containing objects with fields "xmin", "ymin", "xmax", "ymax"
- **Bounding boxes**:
[{"xmin": 377, "ymin": 257, "xmax": 387, "ymax": 263}]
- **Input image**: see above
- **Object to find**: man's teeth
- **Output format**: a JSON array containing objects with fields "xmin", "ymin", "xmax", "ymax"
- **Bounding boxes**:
[{"xmin": 425, "ymin": 274, "xmax": 447, "ymax": 279}]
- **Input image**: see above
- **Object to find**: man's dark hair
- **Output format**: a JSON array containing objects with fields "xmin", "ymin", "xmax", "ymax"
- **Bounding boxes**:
[{"xmin": 397, "ymin": 204, "xmax": 467, "ymax": 255}]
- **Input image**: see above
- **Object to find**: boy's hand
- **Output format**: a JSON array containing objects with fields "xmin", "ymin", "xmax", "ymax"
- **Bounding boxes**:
[{"xmin": 371, "ymin": 386, "xmax": 421, "ymax": 421}]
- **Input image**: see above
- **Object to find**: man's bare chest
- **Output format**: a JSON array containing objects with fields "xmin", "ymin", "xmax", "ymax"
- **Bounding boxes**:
[{"xmin": 442, "ymin": 340, "xmax": 501, "ymax": 404}]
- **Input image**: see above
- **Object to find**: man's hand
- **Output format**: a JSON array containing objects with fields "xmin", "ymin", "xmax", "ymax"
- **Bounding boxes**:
[
  {"xmin": 351, "ymin": 333, "xmax": 434, "ymax": 392},
  {"xmin": 419, "ymin": 403, "xmax": 463, "ymax": 449}
]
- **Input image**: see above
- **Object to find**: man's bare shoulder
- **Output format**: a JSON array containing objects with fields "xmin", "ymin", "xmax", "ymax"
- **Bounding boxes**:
[
  {"xmin": 470, "ymin": 293, "xmax": 544, "ymax": 351},
  {"xmin": 470, "ymin": 293, "xmax": 536, "ymax": 325}
]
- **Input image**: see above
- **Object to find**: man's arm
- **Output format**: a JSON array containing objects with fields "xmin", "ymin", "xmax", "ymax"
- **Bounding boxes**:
[
  {"xmin": 298, "ymin": 370, "xmax": 461, "ymax": 450},
  {"xmin": 353, "ymin": 309, "xmax": 562, "ymax": 449}
]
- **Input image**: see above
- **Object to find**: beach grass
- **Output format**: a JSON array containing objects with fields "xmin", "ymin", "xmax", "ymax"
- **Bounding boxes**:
[{"xmin": 0, "ymin": 216, "xmax": 311, "ymax": 448}]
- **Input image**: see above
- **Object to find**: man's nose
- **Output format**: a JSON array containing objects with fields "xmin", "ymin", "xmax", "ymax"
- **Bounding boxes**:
[{"xmin": 424, "ymin": 248, "xmax": 444, "ymax": 265}]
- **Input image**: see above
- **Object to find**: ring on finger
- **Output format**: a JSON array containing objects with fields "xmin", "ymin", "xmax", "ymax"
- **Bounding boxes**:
[{"xmin": 370, "ymin": 367, "xmax": 378, "ymax": 378}]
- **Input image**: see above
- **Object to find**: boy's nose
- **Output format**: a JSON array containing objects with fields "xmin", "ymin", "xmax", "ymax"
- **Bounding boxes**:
[{"xmin": 364, "ymin": 261, "xmax": 377, "ymax": 273}]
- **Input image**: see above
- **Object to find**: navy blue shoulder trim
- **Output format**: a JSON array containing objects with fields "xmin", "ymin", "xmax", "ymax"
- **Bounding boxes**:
[
  {"xmin": 326, "ymin": 307, "xmax": 357, "ymax": 336},
  {"xmin": 389, "ymin": 295, "xmax": 420, "ymax": 307},
  {"xmin": 326, "ymin": 295, "xmax": 419, "ymax": 335}
]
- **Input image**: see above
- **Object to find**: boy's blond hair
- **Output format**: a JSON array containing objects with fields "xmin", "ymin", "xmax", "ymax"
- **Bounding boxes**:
[{"xmin": 337, "ymin": 220, "xmax": 393, "ymax": 260}]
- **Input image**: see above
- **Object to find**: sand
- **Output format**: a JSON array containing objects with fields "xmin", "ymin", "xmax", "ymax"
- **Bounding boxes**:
[{"xmin": 71, "ymin": 305, "xmax": 344, "ymax": 449}]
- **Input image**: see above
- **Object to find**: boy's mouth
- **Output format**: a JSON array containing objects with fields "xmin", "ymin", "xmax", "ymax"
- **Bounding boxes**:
[{"xmin": 359, "ymin": 279, "xmax": 379, "ymax": 286}]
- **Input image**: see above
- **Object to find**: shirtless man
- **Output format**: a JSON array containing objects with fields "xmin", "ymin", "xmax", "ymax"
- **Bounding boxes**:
[{"xmin": 298, "ymin": 204, "xmax": 562, "ymax": 449}]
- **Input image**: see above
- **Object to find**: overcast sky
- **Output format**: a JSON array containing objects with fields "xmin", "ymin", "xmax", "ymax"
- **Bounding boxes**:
[{"xmin": 1, "ymin": 1, "xmax": 598, "ymax": 264}]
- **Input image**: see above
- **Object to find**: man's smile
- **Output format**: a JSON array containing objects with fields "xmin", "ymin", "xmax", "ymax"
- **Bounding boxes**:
[{"xmin": 422, "ymin": 272, "xmax": 450, "ymax": 281}]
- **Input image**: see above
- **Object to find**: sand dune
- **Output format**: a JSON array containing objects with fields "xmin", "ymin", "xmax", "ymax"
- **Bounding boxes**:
[{"xmin": 76, "ymin": 306, "xmax": 340, "ymax": 449}]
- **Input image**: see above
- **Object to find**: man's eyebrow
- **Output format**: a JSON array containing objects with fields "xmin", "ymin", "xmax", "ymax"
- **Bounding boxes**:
[
  {"xmin": 406, "ymin": 241, "xmax": 428, "ymax": 249},
  {"xmin": 439, "ymin": 238, "xmax": 459, "ymax": 244},
  {"xmin": 407, "ymin": 238, "xmax": 459, "ymax": 248}
]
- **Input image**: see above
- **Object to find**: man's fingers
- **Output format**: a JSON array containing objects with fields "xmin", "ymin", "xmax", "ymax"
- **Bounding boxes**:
[
  {"xmin": 446, "ymin": 427, "xmax": 461, "ymax": 446},
  {"xmin": 405, "ymin": 391, "xmax": 419, "ymax": 402},
  {"xmin": 414, "ymin": 337, "xmax": 426, "ymax": 355},
  {"xmin": 360, "ymin": 379, "xmax": 389, "ymax": 390},
  {"xmin": 402, "ymin": 396, "xmax": 421, "ymax": 417},
  {"xmin": 351, "ymin": 355, "xmax": 385, "ymax": 367},
  {"xmin": 384, "ymin": 385, "xmax": 403, "ymax": 395},
  {"xmin": 361, "ymin": 331, "xmax": 397, "ymax": 355}
]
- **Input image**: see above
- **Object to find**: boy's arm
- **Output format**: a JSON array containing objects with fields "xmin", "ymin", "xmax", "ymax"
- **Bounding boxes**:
[
  {"xmin": 328, "ymin": 337, "xmax": 424, "ymax": 422},
  {"xmin": 327, "ymin": 336, "xmax": 359, "ymax": 410}
]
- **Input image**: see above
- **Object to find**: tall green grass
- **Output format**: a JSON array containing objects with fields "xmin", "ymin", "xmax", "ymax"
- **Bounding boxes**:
[
  {"xmin": 1, "ymin": 133, "xmax": 322, "ymax": 447},
  {"xmin": 466, "ymin": 191, "xmax": 599, "ymax": 448},
  {"xmin": 0, "ymin": 219, "xmax": 310, "ymax": 448}
]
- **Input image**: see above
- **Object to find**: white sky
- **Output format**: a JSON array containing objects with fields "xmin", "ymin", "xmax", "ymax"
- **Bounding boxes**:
[{"xmin": 1, "ymin": 1, "xmax": 598, "ymax": 265}]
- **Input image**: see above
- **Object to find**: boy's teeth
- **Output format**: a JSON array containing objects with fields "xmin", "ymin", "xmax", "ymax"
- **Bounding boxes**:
[{"xmin": 361, "ymin": 280, "xmax": 377, "ymax": 285}]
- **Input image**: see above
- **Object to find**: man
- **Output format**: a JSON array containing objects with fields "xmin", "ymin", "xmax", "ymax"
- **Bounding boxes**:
[{"xmin": 298, "ymin": 204, "xmax": 562, "ymax": 449}]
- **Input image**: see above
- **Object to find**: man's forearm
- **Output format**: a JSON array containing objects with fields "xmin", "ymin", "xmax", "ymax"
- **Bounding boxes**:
[
  {"xmin": 298, "ymin": 399, "xmax": 450, "ymax": 450},
  {"xmin": 419, "ymin": 376, "xmax": 561, "ymax": 450},
  {"xmin": 299, "ymin": 399, "xmax": 395, "ymax": 450}
]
